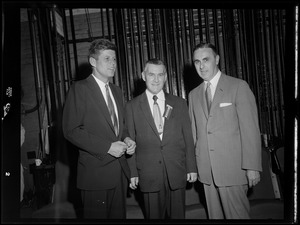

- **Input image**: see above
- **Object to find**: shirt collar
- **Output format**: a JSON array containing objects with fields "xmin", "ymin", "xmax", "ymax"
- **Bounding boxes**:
[
  {"xmin": 92, "ymin": 74, "xmax": 109, "ymax": 89},
  {"xmin": 205, "ymin": 70, "xmax": 221, "ymax": 88},
  {"xmin": 145, "ymin": 89, "xmax": 165, "ymax": 101}
]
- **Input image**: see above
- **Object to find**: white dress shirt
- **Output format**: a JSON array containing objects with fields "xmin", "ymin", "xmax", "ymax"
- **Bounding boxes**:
[
  {"xmin": 92, "ymin": 74, "xmax": 119, "ymax": 121},
  {"xmin": 204, "ymin": 69, "xmax": 221, "ymax": 100},
  {"xmin": 145, "ymin": 89, "xmax": 165, "ymax": 139}
]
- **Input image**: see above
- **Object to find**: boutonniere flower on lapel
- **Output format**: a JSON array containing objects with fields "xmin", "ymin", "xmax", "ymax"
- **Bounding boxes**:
[{"xmin": 163, "ymin": 104, "xmax": 173, "ymax": 119}]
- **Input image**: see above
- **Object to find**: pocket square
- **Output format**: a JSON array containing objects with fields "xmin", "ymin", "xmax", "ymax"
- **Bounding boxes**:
[{"xmin": 220, "ymin": 103, "xmax": 232, "ymax": 107}]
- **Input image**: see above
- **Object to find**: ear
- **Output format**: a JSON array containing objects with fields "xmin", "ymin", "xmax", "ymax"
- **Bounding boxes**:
[
  {"xmin": 163, "ymin": 73, "xmax": 168, "ymax": 82},
  {"xmin": 142, "ymin": 72, "xmax": 146, "ymax": 81},
  {"xmin": 216, "ymin": 55, "xmax": 220, "ymax": 66},
  {"xmin": 89, "ymin": 57, "xmax": 96, "ymax": 67}
]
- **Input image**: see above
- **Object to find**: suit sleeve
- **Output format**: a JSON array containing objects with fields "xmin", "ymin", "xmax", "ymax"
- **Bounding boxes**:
[
  {"xmin": 62, "ymin": 83, "xmax": 112, "ymax": 159},
  {"xmin": 181, "ymin": 99, "xmax": 197, "ymax": 173},
  {"xmin": 121, "ymin": 99, "xmax": 130, "ymax": 141},
  {"xmin": 124, "ymin": 102, "xmax": 138, "ymax": 177},
  {"xmin": 188, "ymin": 93, "xmax": 197, "ymax": 145},
  {"xmin": 236, "ymin": 81, "xmax": 262, "ymax": 172}
]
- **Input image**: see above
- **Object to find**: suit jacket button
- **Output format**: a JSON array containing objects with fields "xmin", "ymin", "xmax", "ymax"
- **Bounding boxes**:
[
  {"xmin": 209, "ymin": 149, "xmax": 214, "ymax": 151},
  {"xmin": 159, "ymin": 161, "xmax": 162, "ymax": 164},
  {"xmin": 208, "ymin": 131, "xmax": 212, "ymax": 134}
]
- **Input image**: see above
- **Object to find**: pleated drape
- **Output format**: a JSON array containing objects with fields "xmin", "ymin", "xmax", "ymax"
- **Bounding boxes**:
[{"xmin": 62, "ymin": 8, "xmax": 287, "ymax": 143}]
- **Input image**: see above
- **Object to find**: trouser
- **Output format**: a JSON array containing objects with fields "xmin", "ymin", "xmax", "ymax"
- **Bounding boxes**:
[
  {"xmin": 81, "ymin": 172, "xmax": 127, "ymax": 219},
  {"xmin": 142, "ymin": 164, "xmax": 185, "ymax": 219},
  {"xmin": 204, "ymin": 182, "xmax": 250, "ymax": 219}
]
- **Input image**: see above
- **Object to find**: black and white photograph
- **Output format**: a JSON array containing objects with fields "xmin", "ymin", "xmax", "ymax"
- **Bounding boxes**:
[{"xmin": 1, "ymin": 0, "xmax": 298, "ymax": 223}]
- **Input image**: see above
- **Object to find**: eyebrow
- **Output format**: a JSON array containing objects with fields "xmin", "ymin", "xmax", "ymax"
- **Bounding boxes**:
[
  {"xmin": 147, "ymin": 72, "xmax": 165, "ymax": 75},
  {"xmin": 194, "ymin": 57, "xmax": 209, "ymax": 61}
]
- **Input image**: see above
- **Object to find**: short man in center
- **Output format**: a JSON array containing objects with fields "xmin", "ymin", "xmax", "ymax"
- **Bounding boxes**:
[{"xmin": 125, "ymin": 58, "xmax": 197, "ymax": 219}]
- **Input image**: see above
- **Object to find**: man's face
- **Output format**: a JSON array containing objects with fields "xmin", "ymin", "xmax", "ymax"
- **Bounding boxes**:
[
  {"xmin": 193, "ymin": 47, "xmax": 219, "ymax": 81},
  {"xmin": 142, "ymin": 64, "xmax": 167, "ymax": 95},
  {"xmin": 89, "ymin": 49, "xmax": 116, "ymax": 82}
]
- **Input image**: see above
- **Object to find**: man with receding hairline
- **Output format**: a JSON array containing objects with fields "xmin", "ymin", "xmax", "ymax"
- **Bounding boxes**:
[
  {"xmin": 188, "ymin": 42, "xmax": 262, "ymax": 219},
  {"xmin": 125, "ymin": 58, "xmax": 197, "ymax": 219}
]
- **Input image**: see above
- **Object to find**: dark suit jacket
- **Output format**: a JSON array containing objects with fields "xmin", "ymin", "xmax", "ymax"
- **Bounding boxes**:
[
  {"xmin": 62, "ymin": 75, "xmax": 130, "ymax": 190},
  {"xmin": 125, "ymin": 92, "xmax": 197, "ymax": 192},
  {"xmin": 188, "ymin": 73, "xmax": 262, "ymax": 187}
]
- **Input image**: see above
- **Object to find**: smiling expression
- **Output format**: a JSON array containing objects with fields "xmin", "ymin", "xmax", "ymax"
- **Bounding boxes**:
[
  {"xmin": 142, "ymin": 64, "xmax": 167, "ymax": 95},
  {"xmin": 89, "ymin": 49, "xmax": 116, "ymax": 83}
]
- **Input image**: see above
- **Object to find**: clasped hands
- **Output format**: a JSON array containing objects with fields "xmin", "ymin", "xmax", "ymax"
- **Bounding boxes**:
[{"xmin": 108, "ymin": 137, "xmax": 136, "ymax": 158}]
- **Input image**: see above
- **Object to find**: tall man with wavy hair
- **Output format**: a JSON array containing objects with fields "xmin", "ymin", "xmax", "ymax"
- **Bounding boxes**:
[{"xmin": 63, "ymin": 39, "xmax": 136, "ymax": 219}]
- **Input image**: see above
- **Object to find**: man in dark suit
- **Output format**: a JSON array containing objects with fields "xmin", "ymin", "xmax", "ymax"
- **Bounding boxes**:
[
  {"xmin": 62, "ymin": 39, "xmax": 136, "ymax": 219},
  {"xmin": 125, "ymin": 58, "xmax": 197, "ymax": 219},
  {"xmin": 188, "ymin": 42, "xmax": 262, "ymax": 219}
]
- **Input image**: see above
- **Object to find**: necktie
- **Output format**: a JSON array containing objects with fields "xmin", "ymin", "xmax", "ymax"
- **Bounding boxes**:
[
  {"xmin": 206, "ymin": 82, "xmax": 212, "ymax": 112},
  {"xmin": 105, "ymin": 84, "xmax": 118, "ymax": 136},
  {"xmin": 153, "ymin": 95, "xmax": 163, "ymax": 134}
]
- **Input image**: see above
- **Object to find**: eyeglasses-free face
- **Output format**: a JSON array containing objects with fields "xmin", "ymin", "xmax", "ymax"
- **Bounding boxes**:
[{"xmin": 142, "ymin": 64, "xmax": 167, "ymax": 95}]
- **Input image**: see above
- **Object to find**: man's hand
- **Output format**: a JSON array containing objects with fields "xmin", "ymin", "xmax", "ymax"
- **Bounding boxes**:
[
  {"xmin": 246, "ymin": 170, "xmax": 261, "ymax": 188},
  {"xmin": 124, "ymin": 137, "xmax": 136, "ymax": 155},
  {"xmin": 187, "ymin": 172, "xmax": 198, "ymax": 183},
  {"xmin": 108, "ymin": 141, "xmax": 127, "ymax": 158},
  {"xmin": 129, "ymin": 177, "xmax": 139, "ymax": 190}
]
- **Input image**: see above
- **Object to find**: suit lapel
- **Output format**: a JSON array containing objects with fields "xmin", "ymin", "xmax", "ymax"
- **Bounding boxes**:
[
  {"xmin": 210, "ymin": 73, "xmax": 225, "ymax": 112},
  {"xmin": 139, "ymin": 92, "xmax": 161, "ymax": 139},
  {"xmin": 161, "ymin": 93, "xmax": 174, "ymax": 142},
  {"xmin": 199, "ymin": 83, "xmax": 209, "ymax": 119},
  {"xmin": 110, "ymin": 84, "xmax": 123, "ymax": 137},
  {"xmin": 86, "ymin": 75, "xmax": 116, "ymax": 135}
]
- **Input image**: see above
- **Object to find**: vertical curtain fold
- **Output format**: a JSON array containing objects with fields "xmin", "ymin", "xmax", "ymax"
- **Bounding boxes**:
[{"xmin": 60, "ymin": 7, "xmax": 286, "ymax": 141}]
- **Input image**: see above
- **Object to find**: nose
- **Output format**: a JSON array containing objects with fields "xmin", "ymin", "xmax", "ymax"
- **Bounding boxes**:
[
  {"xmin": 109, "ymin": 59, "xmax": 116, "ymax": 66},
  {"xmin": 199, "ymin": 62, "xmax": 204, "ymax": 69}
]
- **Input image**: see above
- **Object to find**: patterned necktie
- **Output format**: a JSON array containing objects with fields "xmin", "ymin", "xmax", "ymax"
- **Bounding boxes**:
[
  {"xmin": 206, "ymin": 82, "xmax": 212, "ymax": 112},
  {"xmin": 105, "ymin": 84, "xmax": 118, "ymax": 136},
  {"xmin": 153, "ymin": 95, "xmax": 163, "ymax": 134}
]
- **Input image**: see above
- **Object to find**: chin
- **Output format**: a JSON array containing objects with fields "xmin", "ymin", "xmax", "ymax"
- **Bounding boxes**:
[{"xmin": 152, "ymin": 88, "xmax": 161, "ymax": 93}]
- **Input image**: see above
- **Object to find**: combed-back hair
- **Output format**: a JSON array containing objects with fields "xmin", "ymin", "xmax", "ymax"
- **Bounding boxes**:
[
  {"xmin": 143, "ymin": 58, "xmax": 166, "ymax": 73},
  {"xmin": 88, "ymin": 39, "xmax": 117, "ymax": 60},
  {"xmin": 192, "ymin": 42, "xmax": 219, "ymax": 57}
]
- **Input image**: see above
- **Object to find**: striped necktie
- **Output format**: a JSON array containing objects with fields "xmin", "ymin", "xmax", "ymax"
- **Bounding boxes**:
[
  {"xmin": 206, "ymin": 82, "xmax": 212, "ymax": 112},
  {"xmin": 105, "ymin": 84, "xmax": 118, "ymax": 136},
  {"xmin": 153, "ymin": 95, "xmax": 163, "ymax": 134}
]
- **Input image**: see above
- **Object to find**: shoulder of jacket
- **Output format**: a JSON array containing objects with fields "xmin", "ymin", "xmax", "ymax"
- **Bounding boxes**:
[
  {"xmin": 166, "ymin": 93, "xmax": 186, "ymax": 102},
  {"xmin": 70, "ymin": 79, "xmax": 87, "ymax": 90},
  {"xmin": 188, "ymin": 84, "xmax": 202, "ymax": 95},
  {"xmin": 223, "ymin": 73, "xmax": 246, "ymax": 83},
  {"xmin": 126, "ymin": 93, "xmax": 143, "ymax": 104}
]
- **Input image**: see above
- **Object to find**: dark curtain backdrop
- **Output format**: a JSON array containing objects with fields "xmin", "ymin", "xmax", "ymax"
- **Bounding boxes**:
[
  {"xmin": 27, "ymin": 7, "xmax": 290, "ymax": 156},
  {"xmin": 65, "ymin": 8, "xmax": 286, "ymax": 142}
]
